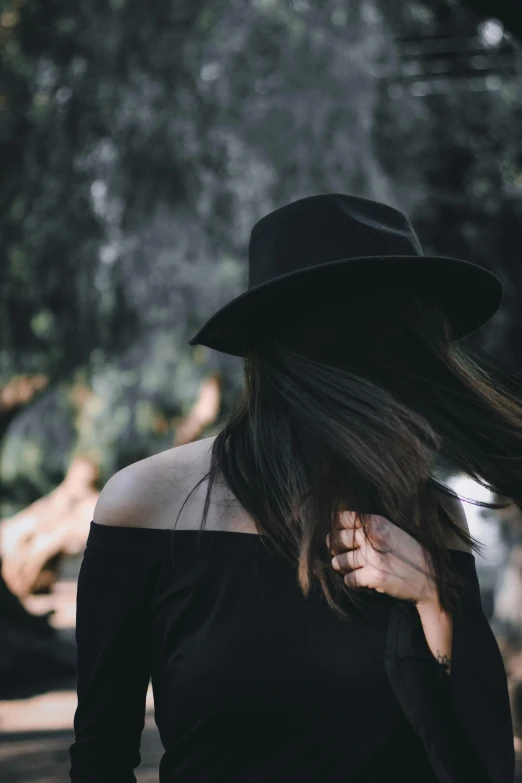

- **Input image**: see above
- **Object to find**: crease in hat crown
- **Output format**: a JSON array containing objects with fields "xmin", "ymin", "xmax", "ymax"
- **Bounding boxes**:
[
  {"xmin": 188, "ymin": 192, "xmax": 503, "ymax": 357},
  {"xmin": 247, "ymin": 194, "xmax": 425, "ymax": 289}
]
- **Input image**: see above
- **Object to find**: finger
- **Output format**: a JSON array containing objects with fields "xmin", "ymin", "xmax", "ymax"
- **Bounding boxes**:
[
  {"xmin": 328, "ymin": 526, "xmax": 361, "ymax": 556},
  {"xmin": 343, "ymin": 569, "xmax": 362, "ymax": 588},
  {"xmin": 343, "ymin": 567, "xmax": 375, "ymax": 589},
  {"xmin": 338, "ymin": 510, "xmax": 360, "ymax": 530},
  {"xmin": 332, "ymin": 546, "xmax": 364, "ymax": 573},
  {"xmin": 344, "ymin": 571, "xmax": 377, "ymax": 591},
  {"xmin": 339, "ymin": 527, "xmax": 361, "ymax": 549},
  {"xmin": 345, "ymin": 566, "xmax": 386, "ymax": 593}
]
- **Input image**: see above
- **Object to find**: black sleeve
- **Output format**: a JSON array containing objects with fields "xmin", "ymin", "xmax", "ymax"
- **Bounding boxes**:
[
  {"xmin": 385, "ymin": 550, "xmax": 515, "ymax": 783},
  {"xmin": 446, "ymin": 550, "xmax": 515, "ymax": 783},
  {"xmin": 69, "ymin": 529, "xmax": 157, "ymax": 783}
]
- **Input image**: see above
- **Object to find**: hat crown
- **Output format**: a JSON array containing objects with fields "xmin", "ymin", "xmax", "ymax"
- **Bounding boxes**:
[
  {"xmin": 248, "ymin": 193, "xmax": 424, "ymax": 289},
  {"xmin": 188, "ymin": 191, "xmax": 502, "ymax": 356}
]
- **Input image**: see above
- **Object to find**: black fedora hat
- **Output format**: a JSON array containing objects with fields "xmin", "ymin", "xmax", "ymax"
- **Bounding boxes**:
[{"xmin": 188, "ymin": 193, "xmax": 503, "ymax": 357}]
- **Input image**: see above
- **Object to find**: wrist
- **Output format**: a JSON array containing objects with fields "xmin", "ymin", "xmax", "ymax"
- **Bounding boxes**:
[
  {"xmin": 415, "ymin": 590, "xmax": 440, "ymax": 611},
  {"xmin": 415, "ymin": 597, "xmax": 453, "ymax": 676}
]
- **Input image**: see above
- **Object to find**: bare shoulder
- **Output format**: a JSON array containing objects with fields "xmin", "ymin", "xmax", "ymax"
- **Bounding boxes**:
[
  {"xmin": 432, "ymin": 485, "xmax": 472, "ymax": 553},
  {"xmin": 93, "ymin": 436, "xmax": 217, "ymax": 529}
]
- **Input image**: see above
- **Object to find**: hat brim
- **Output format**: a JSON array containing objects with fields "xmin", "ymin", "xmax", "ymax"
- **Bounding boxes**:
[{"xmin": 188, "ymin": 254, "xmax": 503, "ymax": 357}]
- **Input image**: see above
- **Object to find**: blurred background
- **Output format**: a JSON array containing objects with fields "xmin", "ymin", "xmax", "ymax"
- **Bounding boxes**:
[{"xmin": 0, "ymin": 0, "xmax": 521, "ymax": 780}]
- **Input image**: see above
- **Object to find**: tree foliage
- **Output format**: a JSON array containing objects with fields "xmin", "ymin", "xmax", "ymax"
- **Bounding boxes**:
[{"xmin": 0, "ymin": 0, "xmax": 521, "ymax": 503}]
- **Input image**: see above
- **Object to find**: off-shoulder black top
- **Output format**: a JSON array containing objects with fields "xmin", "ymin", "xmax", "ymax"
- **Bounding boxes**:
[{"xmin": 68, "ymin": 521, "xmax": 514, "ymax": 783}]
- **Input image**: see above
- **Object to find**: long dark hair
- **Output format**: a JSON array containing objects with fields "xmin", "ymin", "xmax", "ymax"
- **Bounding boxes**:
[{"xmin": 174, "ymin": 287, "xmax": 521, "ymax": 619}]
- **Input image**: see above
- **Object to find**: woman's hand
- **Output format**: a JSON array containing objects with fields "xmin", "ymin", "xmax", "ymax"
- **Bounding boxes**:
[{"xmin": 327, "ymin": 511, "xmax": 438, "ymax": 607}]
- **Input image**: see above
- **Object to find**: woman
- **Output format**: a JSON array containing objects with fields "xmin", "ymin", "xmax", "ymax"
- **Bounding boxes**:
[{"xmin": 69, "ymin": 194, "xmax": 516, "ymax": 783}]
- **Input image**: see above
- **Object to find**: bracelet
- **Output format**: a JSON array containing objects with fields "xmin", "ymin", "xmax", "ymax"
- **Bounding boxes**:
[
  {"xmin": 433, "ymin": 656, "xmax": 451, "ymax": 681},
  {"xmin": 427, "ymin": 650, "xmax": 451, "ymax": 680}
]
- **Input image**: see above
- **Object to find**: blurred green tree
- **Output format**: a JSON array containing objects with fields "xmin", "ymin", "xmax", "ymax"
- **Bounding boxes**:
[
  {"xmin": 0, "ymin": 0, "xmax": 521, "ymax": 690},
  {"xmin": 0, "ymin": 0, "xmax": 520, "ymax": 494}
]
